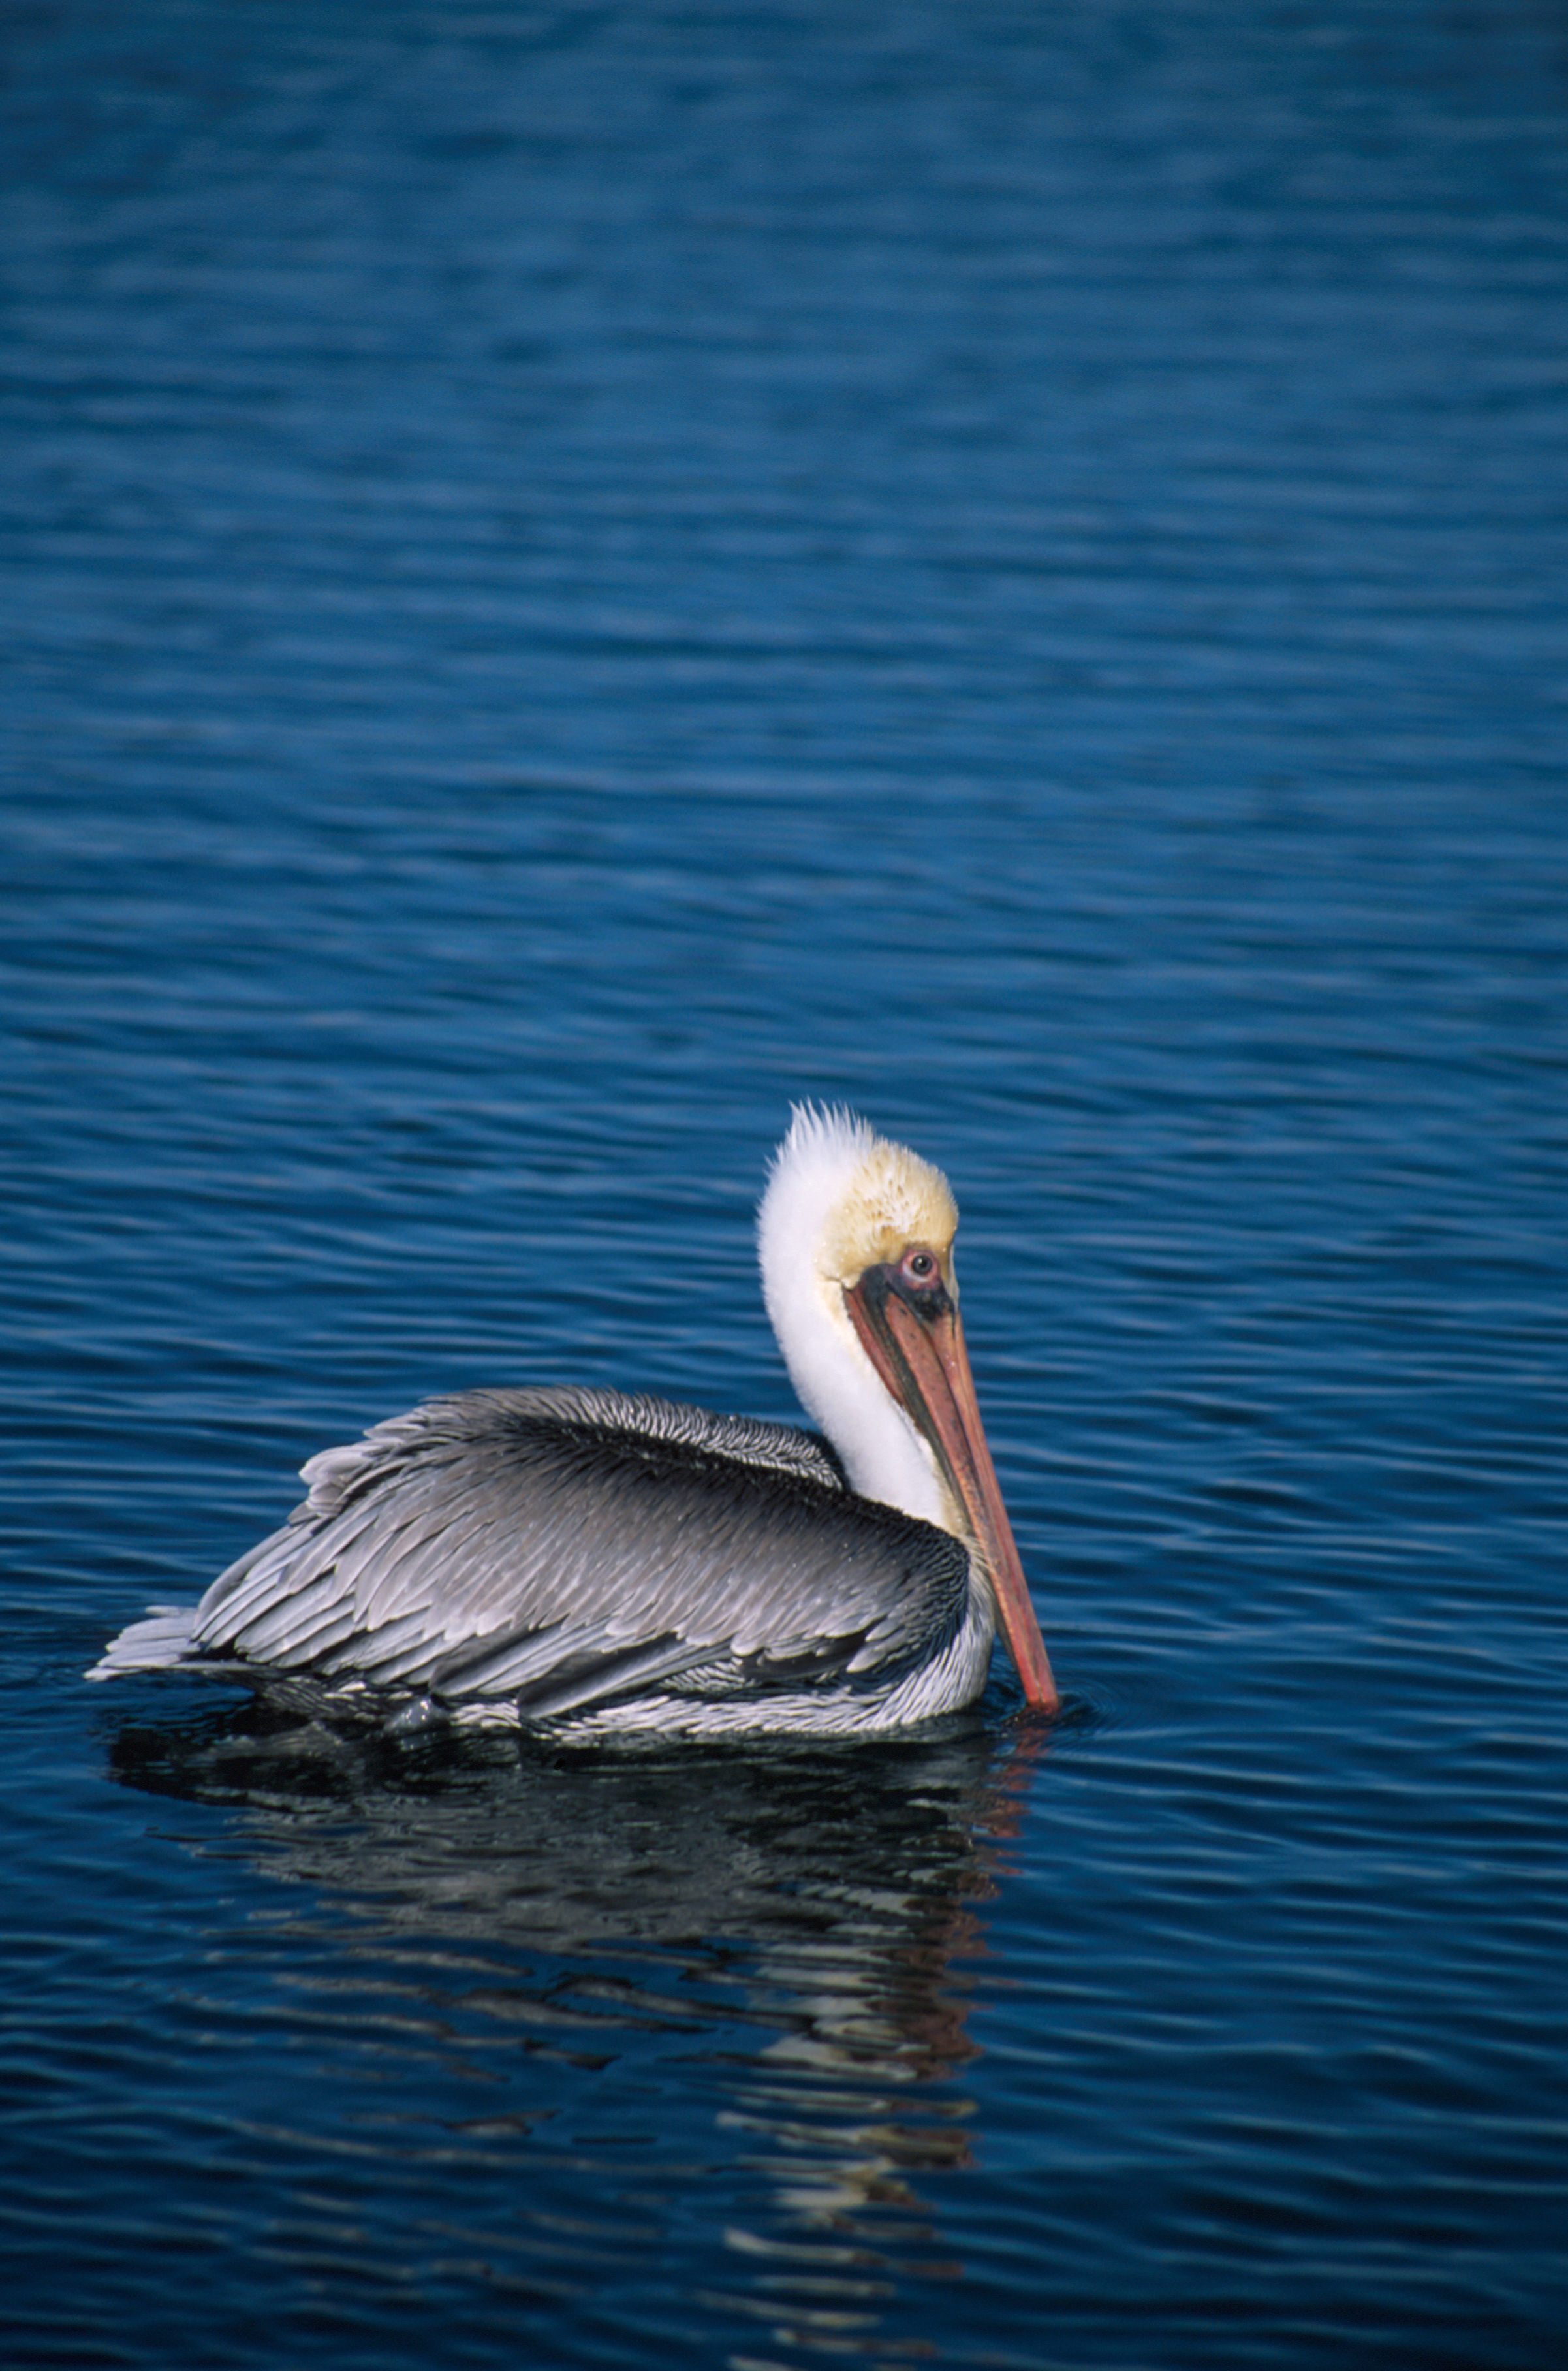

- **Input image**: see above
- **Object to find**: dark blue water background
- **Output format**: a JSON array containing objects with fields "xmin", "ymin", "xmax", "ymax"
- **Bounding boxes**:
[{"xmin": 3, "ymin": 4, "xmax": 1565, "ymax": 2364}]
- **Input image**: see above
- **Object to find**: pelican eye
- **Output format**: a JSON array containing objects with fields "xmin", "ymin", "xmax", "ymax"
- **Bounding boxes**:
[{"xmin": 900, "ymin": 1248, "xmax": 940, "ymax": 1289}]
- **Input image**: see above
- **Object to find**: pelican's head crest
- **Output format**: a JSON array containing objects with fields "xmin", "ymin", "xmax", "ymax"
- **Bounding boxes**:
[{"xmin": 757, "ymin": 1104, "xmax": 958, "ymax": 1301}]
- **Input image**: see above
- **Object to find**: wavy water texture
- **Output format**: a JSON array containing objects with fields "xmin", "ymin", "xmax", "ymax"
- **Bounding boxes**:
[{"xmin": 3, "ymin": 4, "xmax": 1566, "ymax": 2367}]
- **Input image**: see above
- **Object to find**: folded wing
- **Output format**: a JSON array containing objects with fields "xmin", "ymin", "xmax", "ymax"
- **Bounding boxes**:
[{"xmin": 155, "ymin": 1387, "xmax": 971, "ymax": 1721}]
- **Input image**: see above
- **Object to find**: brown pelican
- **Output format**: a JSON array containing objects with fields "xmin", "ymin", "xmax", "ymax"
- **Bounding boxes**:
[{"xmin": 89, "ymin": 1109, "xmax": 1058, "ymax": 1734}]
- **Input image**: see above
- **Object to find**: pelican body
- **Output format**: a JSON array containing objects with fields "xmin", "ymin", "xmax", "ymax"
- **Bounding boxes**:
[{"xmin": 90, "ymin": 1110, "xmax": 1058, "ymax": 1735}]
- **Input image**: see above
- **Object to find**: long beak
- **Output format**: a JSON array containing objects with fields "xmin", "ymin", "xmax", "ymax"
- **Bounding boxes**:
[{"xmin": 845, "ymin": 1273, "xmax": 1059, "ymax": 1713}]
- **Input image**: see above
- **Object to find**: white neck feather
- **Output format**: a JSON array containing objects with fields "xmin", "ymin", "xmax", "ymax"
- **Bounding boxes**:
[{"xmin": 755, "ymin": 1106, "xmax": 947, "ymax": 1527}]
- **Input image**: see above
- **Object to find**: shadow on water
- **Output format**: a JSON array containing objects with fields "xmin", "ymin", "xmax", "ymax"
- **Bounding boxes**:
[{"xmin": 98, "ymin": 1692, "xmax": 1070, "ymax": 2363}]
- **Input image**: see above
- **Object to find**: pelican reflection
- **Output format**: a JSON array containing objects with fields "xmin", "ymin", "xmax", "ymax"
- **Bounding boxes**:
[{"xmin": 104, "ymin": 1698, "xmax": 1052, "ymax": 2363}]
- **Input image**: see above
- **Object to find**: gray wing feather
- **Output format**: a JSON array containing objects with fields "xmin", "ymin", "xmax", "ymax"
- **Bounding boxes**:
[{"xmin": 187, "ymin": 1387, "xmax": 967, "ymax": 1713}]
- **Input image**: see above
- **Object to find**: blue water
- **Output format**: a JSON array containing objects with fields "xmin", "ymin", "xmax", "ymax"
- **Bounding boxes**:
[{"xmin": 3, "ymin": 3, "xmax": 1566, "ymax": 2364}]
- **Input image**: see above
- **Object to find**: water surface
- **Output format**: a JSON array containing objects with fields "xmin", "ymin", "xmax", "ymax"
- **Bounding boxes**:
[{"xmin": 3, "ymin": 5, "xmax": 1565, "ymax": 2366}]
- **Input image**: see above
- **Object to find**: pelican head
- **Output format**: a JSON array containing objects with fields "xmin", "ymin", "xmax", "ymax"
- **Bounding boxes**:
[{"xmin": 758, "ymin": 1106, "xmax": 1058, "ymax": 1711}]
